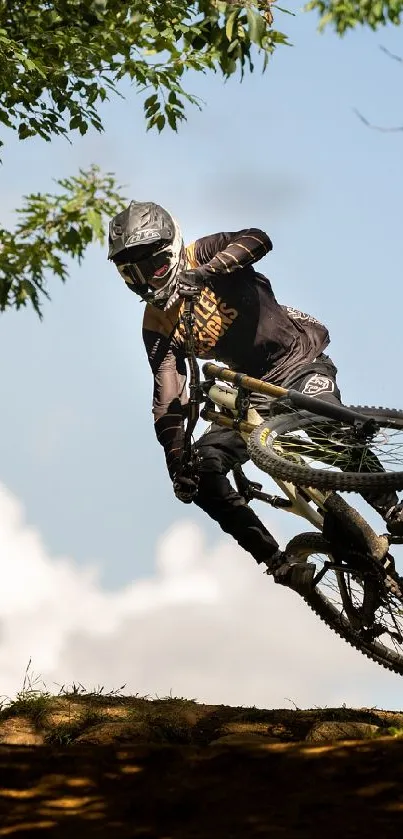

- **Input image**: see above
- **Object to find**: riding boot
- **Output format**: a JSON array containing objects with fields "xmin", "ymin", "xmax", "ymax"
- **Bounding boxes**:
[{"xmin": 361, "ymin": 488, "xmax": 403, "ymax": 535}]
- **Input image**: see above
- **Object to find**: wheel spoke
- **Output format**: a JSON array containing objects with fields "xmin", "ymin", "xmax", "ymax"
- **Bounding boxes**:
[
  {"xmin": 249, "ymin": 406, "xmax": 403, "ymax": 492},
  {"xmin": 279, "ymin": 423, "xmax": 403, "ymax": 475},
  {"xmin": 309, "ymin": 549, "xmax": 403, "ymax": 658}
]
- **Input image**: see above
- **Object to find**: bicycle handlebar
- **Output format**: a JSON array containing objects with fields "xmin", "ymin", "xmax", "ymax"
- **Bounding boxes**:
[{"xmin": 202, "ymin": 362, "xmax": 376, "ymax": 431}]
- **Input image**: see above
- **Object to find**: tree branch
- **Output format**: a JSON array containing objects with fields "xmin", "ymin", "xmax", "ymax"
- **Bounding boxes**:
[
  {"xmin": 354, "ymin": 45, "xmax": 403, "ymax": 133},
  {"xmin": 353, "ymin": 108, "xmax": 403, "ymax": 133}
]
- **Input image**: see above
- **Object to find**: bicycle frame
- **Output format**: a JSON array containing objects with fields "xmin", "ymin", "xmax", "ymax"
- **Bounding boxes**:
[{"xmin": 200, "ymin": 370, "xmax": 328, "ymax": 531}]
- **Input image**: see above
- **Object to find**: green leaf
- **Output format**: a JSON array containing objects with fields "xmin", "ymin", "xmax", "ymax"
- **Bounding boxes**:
[
  {"xmin": 86, "ymin": 208, "xmax": 104, "ymax": 240},
  {"xmin": 168, "ymin": 90, "xmax": 181, "ymax": 105},
  {"xmin": 225, "ymin": 8, "xmax": 239, "ymax": 41},
  {"xmin": 63, "ymin": 227, "xmax": 82, "ymax": 247},
  {"xmin": 69, "ymin": 115, "xmax": 82, "ymax": 131},
  {"xmin": 227, "ymin": 38, "xmax": 240, "ymax": 55},
  {"xmin": 23, "ymin": 57, "xmax": 46, "ymax": 77},
  {"xmin": 144, "ymin": 93, "xmax": 159, "ymax": 108},
  {"xmin": 156, "ymin": 114, "xmax": 166, "ymax": 132},
  {"xmin": 145, "ymin": 102, "xmax": 160, "ymax": 117},
  {"xmin": 246, "ymin": 9, "xmax": 267, "ymax": 44},
  {"xmin": 18, "ymin": 123, "xmax": 31, "ymax": 139},
  {"xmin": 166, "ymin": 108, "xmax": 178, "ymax": 130}
]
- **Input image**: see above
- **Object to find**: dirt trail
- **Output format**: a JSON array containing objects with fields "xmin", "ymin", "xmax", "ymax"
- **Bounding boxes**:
[{"xmin": 0, "ymin": 697, "xmax": 402, "ymax": 837}]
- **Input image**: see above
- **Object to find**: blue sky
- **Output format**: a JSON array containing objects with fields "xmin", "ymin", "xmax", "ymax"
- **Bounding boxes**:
[{"xmin": 0, "ymin": 8, "xmax": 403, "ymax": 707}]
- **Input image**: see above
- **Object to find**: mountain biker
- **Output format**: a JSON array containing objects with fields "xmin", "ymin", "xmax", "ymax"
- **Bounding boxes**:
[{"xmin": 108, "ymin": 200, "xmax": 403, "ymax": 590}]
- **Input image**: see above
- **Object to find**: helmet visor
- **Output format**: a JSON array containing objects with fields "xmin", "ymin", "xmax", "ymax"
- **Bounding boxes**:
[{"xmin": 118, "ymin": 250, "xmax": 172, "ymax": 289}]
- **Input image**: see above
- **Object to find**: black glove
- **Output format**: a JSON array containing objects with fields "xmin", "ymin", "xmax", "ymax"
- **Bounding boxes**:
[
  {"xmin": 173, "ymin": 467, "xmax": 199, "ymax": 504},
  {"xmin": 176, "ymin": 268, "xmax": 210, "ymax": 296}
]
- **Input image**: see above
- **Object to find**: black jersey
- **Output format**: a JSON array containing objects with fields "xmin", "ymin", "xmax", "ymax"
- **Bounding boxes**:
[{"xmin": 140, "ymin": 230, "xmax": 330, "ymax": 478}]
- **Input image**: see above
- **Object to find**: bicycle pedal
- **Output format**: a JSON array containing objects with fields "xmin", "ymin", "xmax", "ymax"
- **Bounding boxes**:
[
  {"xmin": 271, "ymin": 496, "xmax": 293, "ymax": 509},
  {"xmin": 249, "ymin": 480, "xmax": 263, "ymax": 492}
]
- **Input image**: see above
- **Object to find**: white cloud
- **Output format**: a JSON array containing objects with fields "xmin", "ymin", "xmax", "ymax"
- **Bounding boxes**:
[{"xmin": 0, "ymin": 481, "xmax": 401, "ymax": 710}]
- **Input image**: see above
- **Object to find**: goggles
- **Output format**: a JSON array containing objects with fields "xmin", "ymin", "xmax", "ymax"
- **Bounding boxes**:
[{"xmin": 117, "ymin": 250, "xmax": 171, "ymax": 292}]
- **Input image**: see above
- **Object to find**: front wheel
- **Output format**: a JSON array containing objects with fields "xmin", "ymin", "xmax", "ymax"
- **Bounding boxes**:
[
  {"xmin": 284, "ymin": 532, "xmax": 403, "ymax": 675},
  {"xmin": 247, "ymin": 408, "xmax": 403, "ymax": 492}
]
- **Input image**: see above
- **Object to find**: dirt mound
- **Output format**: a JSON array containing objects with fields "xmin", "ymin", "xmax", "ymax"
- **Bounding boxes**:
[{"xmin": 0, "ymin": 695, "xmax": 403, "ymax": 836}]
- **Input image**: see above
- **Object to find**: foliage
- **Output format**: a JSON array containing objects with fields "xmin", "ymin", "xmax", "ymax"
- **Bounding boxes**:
[
  {"xmin": 0, "ymin": 1, "xmax": 290, "ymax": 316},
  {"xmin": 2, "ymin": 0, "xmax": 402, "ymax": 317},
  {"xmin": 0, "ymin": 166, "xmax": 126, "ymax": 316},
  {"xmin": 0, "ymin": 1, "xmax": 289, "ymax": 147},
  {"xmin": 305, "ymin": 0, "xmax": 403, "ymax": 34}
]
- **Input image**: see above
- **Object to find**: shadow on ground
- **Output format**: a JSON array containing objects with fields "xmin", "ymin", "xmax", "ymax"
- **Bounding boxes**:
[{"xmin": 0, "ymin": 698, "xmax": 403, "ymax": 837}]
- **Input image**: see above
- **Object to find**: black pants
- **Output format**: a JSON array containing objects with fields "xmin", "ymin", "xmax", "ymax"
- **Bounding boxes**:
[{"xmin": 193, "ymin": 355, "xmax": 397, "ymax": 565}]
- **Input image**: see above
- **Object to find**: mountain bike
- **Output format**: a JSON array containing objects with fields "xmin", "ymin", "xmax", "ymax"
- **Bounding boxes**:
[{"xmin": 180, "ymin": 296, "xmax": 403, "ymax": 675}]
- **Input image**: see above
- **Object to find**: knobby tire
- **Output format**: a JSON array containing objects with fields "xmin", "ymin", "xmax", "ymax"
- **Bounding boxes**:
[
  {"xmin": 284, "ymin": 531, "xmax": 403, "ymax": 675},
  {"xmin": 248, "ymin": 406, "xmax": 403, "ymax": 492}
]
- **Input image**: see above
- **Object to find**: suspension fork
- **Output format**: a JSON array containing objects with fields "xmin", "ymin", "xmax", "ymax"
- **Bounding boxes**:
[{"xmin": 180, "ymin": 293, "xmax": 203, "ymax": 465}]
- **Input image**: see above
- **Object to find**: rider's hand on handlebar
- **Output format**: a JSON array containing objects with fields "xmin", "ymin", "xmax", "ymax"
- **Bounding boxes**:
[
  {"xmin": 176, "ymin": 268, "xmax": 207, "ymax": 297},
  {"xmin": 173, "ymin": 467, "xmax": 199, "ymax": 504}
]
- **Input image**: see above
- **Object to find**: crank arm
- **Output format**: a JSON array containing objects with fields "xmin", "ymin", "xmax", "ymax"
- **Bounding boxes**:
[{"xmin": 250, "ymin": 490, "xmax": 293, "ymax": 508}]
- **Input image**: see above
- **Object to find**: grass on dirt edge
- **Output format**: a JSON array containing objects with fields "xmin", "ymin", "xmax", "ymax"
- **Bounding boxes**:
[
  {"xmin": 1, "ymin": 659, "xmax": 403, "ymax": 747},
  {"xmin": 0, "ymin": 659, "xmax": 201, "ymax": 745}
]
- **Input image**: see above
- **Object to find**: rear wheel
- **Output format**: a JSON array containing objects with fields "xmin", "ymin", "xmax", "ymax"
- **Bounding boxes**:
[
  {"xmin": 248, "ymin": 408, "xmax": 403, "ymax": 492},
  {"xmin": 349, "ymin": 406, "xmax": 403, "ymax": 425},
  {"xmin": 285, "ymin": 531, "xmax": 403, "ymax": 675}
]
